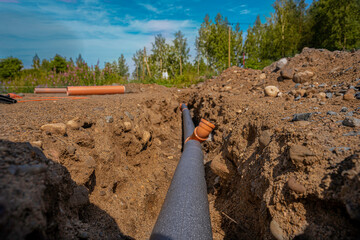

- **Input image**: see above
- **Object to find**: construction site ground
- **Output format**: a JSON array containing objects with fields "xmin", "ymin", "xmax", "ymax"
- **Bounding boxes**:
[{"xmin": 1, "ymin": 48, "xmax": 359, "ymax": 240}]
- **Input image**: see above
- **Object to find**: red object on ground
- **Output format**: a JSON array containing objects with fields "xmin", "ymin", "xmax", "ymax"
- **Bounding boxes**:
[
  {"xmin": 34, "ymin": 88, "xmax": 67, "ymax": 94},
  {"xmin": 186, "ymin": 118, "xmax": 215, "ymax": 143},
  {"xmin": 66, "ymin": 86, "xmax": 125, "ymax": 96},
  {"xmin": 8, "ymin": 93, "xmax": 22, "ymax": 98}
]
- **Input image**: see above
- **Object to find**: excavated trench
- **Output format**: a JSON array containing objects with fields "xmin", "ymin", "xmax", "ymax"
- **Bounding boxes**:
[
  {"xmin": 1, "ymin": 87, "xmax": 359, "ymax": 240},
  {"xmin": 1, "ymin": 48, "xmax": 360, "ymax": 240}
]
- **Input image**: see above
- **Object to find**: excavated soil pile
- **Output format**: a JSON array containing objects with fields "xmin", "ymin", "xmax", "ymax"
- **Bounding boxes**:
[
  {"xmin": 1, "ymin": 48, "xmax": 359, "ymax": 239},
  {"xmin": 184, "ymin": 48, "xmax": 360, "ymax": 239}
]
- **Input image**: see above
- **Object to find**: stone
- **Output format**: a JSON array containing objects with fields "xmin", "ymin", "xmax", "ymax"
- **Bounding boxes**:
[
  {"xmin": 210, "ymin": 154, "xmax": 232, "ymax": 180},
  {"xmin": 264, "ymin": 86, "xmax": 279, "ymax": 97},
  {"xmin": 346, "ymin": 112, "xmax": 354, "ymax": 116},
  {"xmin": 142, "ymin": 131, "xmax": 151, "ymax": 144},
  {"xmin": 66, "ymin": 118, "xmax": 83, "ymax": 130},
  {"xmin": 295, "ymin": 89, "xmax": 306, "ymax": 97},
  {"xmin": 259, "ymin": 73, "xmax": 266, "ymax": 80},
  {"xmin": 124, "ymin": 111, "xmax": 134, "ymax": 120},
  {"xmin": 280, "ymin": 68, "xmax": 294, "ymax": 79},
  {"xmin": 292, "ymin": 113, "xmax": 312, "ymax": 121},
  {"xmin": 31, "ymin": 141, "xmax": 42, "ymax": 149},
  {"xmin": 326, "ymin": 92, "xmax": 333, "ymax": 99},
  {"xmin": 289, "ymin": 144, "xmax": 315, "ymax": 168},
  {"xmin": 293, "ymin": 71, "xmax": 314, "ymax": 83},
  {"xmin": 270, "ymin": 220, "xmax": 284, "ymax": 240},
  {"xmin": 343, "ymin": 91, "xmax": 355, "ymax": 100},
  {"xmin": 355, "ymin": 92, "xmax": 360, "ymax": 99},
  {"xmin": 41, "ymin": 123, "xmax": 66, "ymax": 135},
  {"xmin": 318, "ymin": 92, "xmax": 326, "ymax": 99},
  {"xmin": 327, "ymin": 111, "xmax": 337, "ymax": 116},
  {"xmin": 342, "ymin": 117, "xmax": 360, "ymax": 127},
  {"xmin": 340, "ymin": 107, "xmax": 348, "ymax": 112},
  {"xmin": 123, "ymin": 122, "xmax": 132, "ymax": 132},
  {"xmin": 105, "ymin": 116, "xmax": 113, "ymax": 123},
  {"xmin": 259, "ymin": 130, "xmax": 272, "ymax": 148},
  {"xmin": 287, "ymin": 176, "xmax": 306, "ymax": 193},
  {"xmin": 276, "ymin": 58, "xmax": 288, "ymax": 70},
  {"xmin": 67, "ymin": 145, "xmax": 76, "ymax": 155},
  {"xmin": 84, "ymin": 156, "xmax": 96, "ymax": 169},
  {"xmin": 294, "ymin": 83, "xmax": 301, "ymax": 89}
]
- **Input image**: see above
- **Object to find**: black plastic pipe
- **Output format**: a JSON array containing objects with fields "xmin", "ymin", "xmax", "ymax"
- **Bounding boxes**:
[{"xmin": 150, "ymin": 103, "xmax": 212, "ymax": 240}]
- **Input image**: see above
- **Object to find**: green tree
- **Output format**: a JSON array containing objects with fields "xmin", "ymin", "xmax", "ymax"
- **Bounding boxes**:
[
  {"xmin": 117, "ymin": 54, "xmax": 129, "ymax": 78},
  {"xmin": 32, "ymin": 54, "xmax": 40, "ymax": 69},
  {"xmin": 132, "ymin": 49, "xmax": 146, "ymax": 81},
  {"xmin": 173, "ymin": 30, "xmax": 190, "ymax": 75},
  {"xmin": 76, "ymin": 54, "xmax": 85, "ymax": 67},
  {"xmin": 196, "ymin": 13, "xmax": 243, "ymax": 72},
  {"xmin": 151, "ymin": 34, "xmax": 169, "ymax": 76},
  {"xmin": 49, "ymin": 54, "xmax": 67, "ymax": 73},
  {"xmin": 306, "ymin": 0, "xmax": 360, "ymax": 50},
  {"xmin": 0, "ymin": 57, "xmax": 23, "ymax": 79}
]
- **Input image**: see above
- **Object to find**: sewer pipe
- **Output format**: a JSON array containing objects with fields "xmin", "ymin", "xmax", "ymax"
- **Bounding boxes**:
[
  {"xmin": 66, "ymin": 85, "xmax": 125, "ymax": 96},
  {"xmin": 34, "ymin": 88, "xmax": 67, "ymax": 94},
  {"xmin": 150, "ymin": 103, "xmax": 213, "ymax": 240}
]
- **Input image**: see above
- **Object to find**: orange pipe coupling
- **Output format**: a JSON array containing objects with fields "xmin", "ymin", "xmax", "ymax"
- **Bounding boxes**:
[
  {"xmin": 66, "ymin": 85, "xmax": 125, "ymax": 96},
  {"xmin": 186, "ymin": 118, "xmax": 215, "ymax": 143},
  {"xmin": 34, "ymin": 88, "xmax": 67, "ymax": 94}
]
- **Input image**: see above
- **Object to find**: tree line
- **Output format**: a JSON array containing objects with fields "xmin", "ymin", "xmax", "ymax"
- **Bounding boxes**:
[{"xmin": 1, "ymin": 0, "xmax": 359, "ymax": 84}]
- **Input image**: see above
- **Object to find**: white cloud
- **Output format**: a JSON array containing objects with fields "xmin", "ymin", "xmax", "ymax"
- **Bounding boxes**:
[
  {"xmin": 240, "ymin": 9, "xmax": 250, "ymax": 15},
  {"xmin": 138, "ymin": 3, "xmax": 160, "ymax": 13}
]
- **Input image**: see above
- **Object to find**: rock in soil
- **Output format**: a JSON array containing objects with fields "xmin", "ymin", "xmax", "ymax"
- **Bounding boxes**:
[{"xmin": 40, "ymin": 123, "xmax": 67, "ymax": 135}]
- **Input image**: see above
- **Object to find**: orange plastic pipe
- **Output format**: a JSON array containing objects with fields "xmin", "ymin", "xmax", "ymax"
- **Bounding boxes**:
[
  {"xmin": 34, "ymin": 88, "xmax": 67, "ymax": 94},
  {"xmin": 67, "ymin": 86, "xmax": 125, "ymax": 96},
  {"xmin": 186, "ymin": 118, "xmax": 215, "ymax": 143}
]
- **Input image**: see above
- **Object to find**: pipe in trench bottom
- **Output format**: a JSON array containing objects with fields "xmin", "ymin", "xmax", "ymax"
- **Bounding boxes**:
[
  {"xmin": 150, "ymin": 103, "xmax": 212, "ymax": 240},
  {"xmin": 66, "ymin": 85, "xmax": 125, "ymax": 95}
]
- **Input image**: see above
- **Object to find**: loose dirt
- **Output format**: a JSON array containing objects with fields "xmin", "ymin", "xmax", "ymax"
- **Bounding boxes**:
[{"xmin": 1, "ymin": 48, "xmax": 359, "ymax": 239}]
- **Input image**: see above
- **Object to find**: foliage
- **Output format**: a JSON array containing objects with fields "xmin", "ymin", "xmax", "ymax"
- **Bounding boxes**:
[
  {"xmin": 32, "ymin": 54, "xmax": 40, "ymax": 69},
  {"xmin": 49, "ymin": 54, "xmax": 68, "ymax": 73},
  {"xmin": 196, "ymin": 13, "xmax": 243, "ymax": 72},
  {"xmin": 305, "ymin": 0, "xmax": 360, "ymax": 50},
  {"xmin": 0, "ymin": 57, "xmax": 23, "ymax": 79}
]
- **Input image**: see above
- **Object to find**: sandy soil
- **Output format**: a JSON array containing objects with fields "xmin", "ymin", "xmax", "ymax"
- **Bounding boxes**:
[{"xmin": 1, "ymin": 48, "xmax": 359, "ymax": 239}]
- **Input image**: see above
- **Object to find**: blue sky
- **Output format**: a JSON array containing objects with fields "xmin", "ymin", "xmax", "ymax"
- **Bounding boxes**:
[{"xmin": 0, "ymin": 0, "xmax": 312, "ymax": 72}]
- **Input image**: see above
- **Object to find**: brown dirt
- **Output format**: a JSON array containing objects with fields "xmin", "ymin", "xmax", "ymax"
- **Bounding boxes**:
[{"xmin": 1, "ymin": 48, "xmax": 359, "ymax": 239}]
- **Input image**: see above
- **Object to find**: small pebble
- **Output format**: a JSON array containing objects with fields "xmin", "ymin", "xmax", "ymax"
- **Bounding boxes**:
[
  {"xmin": 294, "ymin": 96, "xmax": 301, "ymax": 101},
  {"xmin": 327, "ymin": 111, "xmax": 337, "ymax": 116},
  {"xmin": 105, "ymin": 116, "xmax": 113, "ymax": 123},
  {"xmin": 346, "ymin": 111, "xmax": 354, "ymax": 116},
  {"xmin": 264, "ymin": 86, "xmax": 280, "ymax": 97},
  {"xmin": 292, "ymin": 113, "xmax": 312, "ymax": 121},
  {"xmin": 319, "ymin": 102, "xmax": 326, "ymax": 105},
  {"xmin": 287, "ymin": 176, "xmax": 306, "ymax": 193},
  {"xmin": 326, "ymin": 92, "xmax": 333, "ymax": 99},
  {"xmin": 343, "ymin": 117, "xmax": 360, "ymax": 127},
  {"xmin": 270, "ymin": 220, "xmax": 284, "ymax": 240},
  {"xmin": 340, "ymin": 107, "xmax": 348, "ymax": 112}
]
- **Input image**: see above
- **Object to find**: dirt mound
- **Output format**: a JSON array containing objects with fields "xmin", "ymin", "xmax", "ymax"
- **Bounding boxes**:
[
  {"xmin": 184, "ymin": 48, "xmax": 360, "ymax": 239},
  {"xmin": 0, "ymin": 49, "xmax": 359, "ymax": 240}
]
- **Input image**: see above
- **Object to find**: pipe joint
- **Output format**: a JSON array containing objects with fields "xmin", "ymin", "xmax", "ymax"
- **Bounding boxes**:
[{"xmin": 186, "ymin": 118, "xmax": 215, "ymax": 143}]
